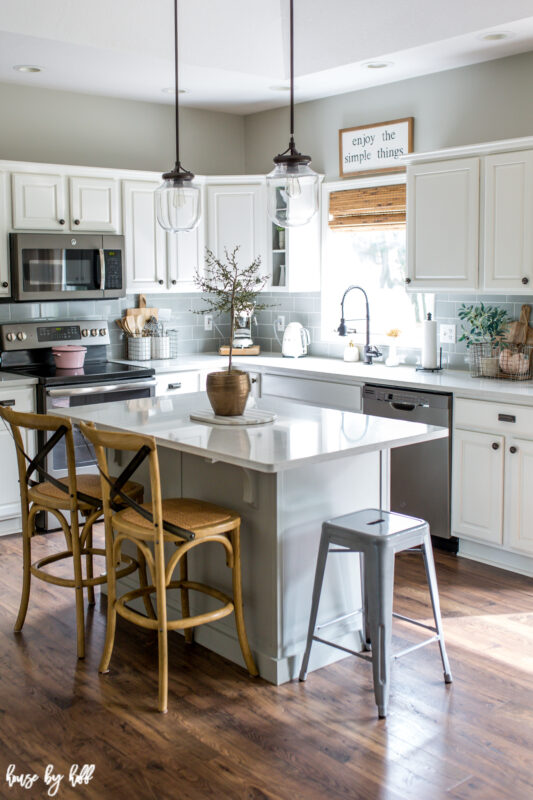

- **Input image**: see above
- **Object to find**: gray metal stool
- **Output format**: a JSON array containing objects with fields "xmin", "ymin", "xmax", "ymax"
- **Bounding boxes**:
[{"xmin": 299, "ymin": 508, "xmax": 452, "ymax": 718}]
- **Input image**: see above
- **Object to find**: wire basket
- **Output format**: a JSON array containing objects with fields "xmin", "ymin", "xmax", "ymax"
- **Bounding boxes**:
[{"xmin": 469, "ymin": 342, "xmax": 533, "ymax": 380}]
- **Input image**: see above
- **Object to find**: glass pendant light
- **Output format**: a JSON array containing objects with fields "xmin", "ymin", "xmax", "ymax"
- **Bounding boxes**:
[
  {"xmin": 156, "ymin": 0, "xmax": 201, "ymax": 232},
  {"xmin": 266, "ymin": 0, "xmax": 319, "ymax": 228}
]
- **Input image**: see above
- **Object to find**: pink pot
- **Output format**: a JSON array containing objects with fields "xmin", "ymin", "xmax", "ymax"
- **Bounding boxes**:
[{"xmin": 51, "ymin": 345, "xmax": 87, "ymax": 369}]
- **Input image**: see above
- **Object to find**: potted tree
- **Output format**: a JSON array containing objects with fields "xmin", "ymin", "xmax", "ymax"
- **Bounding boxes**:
[{"xmin": 195, "ymin": 247, "xmax": 271, "ymax": 416}]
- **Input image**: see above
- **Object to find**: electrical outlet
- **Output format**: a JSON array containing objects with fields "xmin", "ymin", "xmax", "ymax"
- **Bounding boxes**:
[
  {"xmin": 440, "ymin": 323, "xmax": 456, "ymax": 344},
  {"xmin": 204, "ymin": 315, "xmax": 213, "ymax": 331},
  {"xmin": 275, "ymin": 315, "xmax": 286, "ymax": 331}
]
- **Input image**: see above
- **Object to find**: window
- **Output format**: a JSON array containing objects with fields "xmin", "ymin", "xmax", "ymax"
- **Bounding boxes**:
[{"xmin": 321, "ymin": 180, "xmax": 434, "ymax": 346}]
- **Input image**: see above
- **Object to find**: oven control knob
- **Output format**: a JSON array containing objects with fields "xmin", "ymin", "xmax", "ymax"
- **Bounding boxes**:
[
  {"xmin": 99, "ymin": 328, "xmax": 107, "ymax": 336},
  {"xmin": 81, "ymin": 329, "xmax": 89, "ymax": 337},
  {"xmin": 17, "ymin": 332, "xmax": 27, "ymax": 341},
  {"xmin": 6, "ymin": 332, "xmax": 15, "ymax": 342},
  {"xmin": 90, "ymin": 329, "xmax": 98, "ymax": 337}
]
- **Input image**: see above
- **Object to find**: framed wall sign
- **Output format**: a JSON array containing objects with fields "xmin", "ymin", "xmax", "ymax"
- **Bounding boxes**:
[{"xmin": 339, "ymin": 117, "xmax": 414, "ymax": 178}]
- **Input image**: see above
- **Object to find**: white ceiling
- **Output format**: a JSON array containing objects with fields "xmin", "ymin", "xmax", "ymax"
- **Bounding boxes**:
[{"xmin": 1, "ymin": 0, "xmax": 533, "ymax": 114}]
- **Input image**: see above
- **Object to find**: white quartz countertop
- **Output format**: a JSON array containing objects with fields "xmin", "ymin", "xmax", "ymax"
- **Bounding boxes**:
[
  {"xmin": 113, "ymin": 353, "xmax": 533, "ymax": 405},
  {"xmin": 0, "ymin": 372, "xmax": 38, "ymax": 387},
  {"xmin": 49, "ymin": 393, "xmax": 447, "ymax": 473}
]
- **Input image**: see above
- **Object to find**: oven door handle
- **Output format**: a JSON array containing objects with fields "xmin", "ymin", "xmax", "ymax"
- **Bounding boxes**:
[
  {"xmin": 46, "ymin": 380, "xmax": 156, "ymax": 398},
  {"xmin": 98, "ymin": 248, "xmax": 106, "ymax": 291}
]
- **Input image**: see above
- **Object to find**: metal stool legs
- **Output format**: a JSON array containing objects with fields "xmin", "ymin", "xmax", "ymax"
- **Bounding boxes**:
[
  {"xmin": 364, "ymin": 546, "xmax": 395, "ymax": 718},
  {"xmin": 299, "ymin": 533, "xmax": 330, "ymax": 682},
  {"xmin": 422, "ymin": 532, "xmax": 453, "ymax": 684}
]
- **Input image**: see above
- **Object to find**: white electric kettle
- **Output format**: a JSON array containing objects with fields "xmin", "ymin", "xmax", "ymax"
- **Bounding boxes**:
[{"xmin": 282, "ymin": 322, "xmax": 310, "ymax": 358}]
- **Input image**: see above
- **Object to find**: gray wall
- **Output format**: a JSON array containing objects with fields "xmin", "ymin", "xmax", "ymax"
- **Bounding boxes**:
[
  {"xmin": 0, "ymin": 82, "xmax": 245, "ymax": 174},
  {"xmin": 244, "ymin": 51, "xmax": 533, "ymax": 178}
]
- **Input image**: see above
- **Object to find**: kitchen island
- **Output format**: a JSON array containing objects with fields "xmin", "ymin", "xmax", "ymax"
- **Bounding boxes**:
[{"xmin": 52, "ymin": 393, "xmax": 447, "ymax": 684}]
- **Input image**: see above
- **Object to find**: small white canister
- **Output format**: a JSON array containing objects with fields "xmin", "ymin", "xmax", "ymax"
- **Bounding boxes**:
[
  {"xmin": 128, "ymin": 337, "xmax": 152, "ymax": 361},
  {"xmin": 151, "ymin": 336, "xmax": 170, "ymax": 359}
]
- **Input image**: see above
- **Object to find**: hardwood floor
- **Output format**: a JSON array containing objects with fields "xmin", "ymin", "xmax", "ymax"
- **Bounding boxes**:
[{"xmin": 1, "ymin": 529, "xmax": 532, "ymax": 800}]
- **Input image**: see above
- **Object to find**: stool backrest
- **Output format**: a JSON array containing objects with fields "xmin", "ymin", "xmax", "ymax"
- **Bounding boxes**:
[
  {"xmin": 79, "ymin": 421, "xmax": 164, "ymax": 543},
  {"xmin": 0, "ymin": 407, "xmax": 78, "ymax": 515}
]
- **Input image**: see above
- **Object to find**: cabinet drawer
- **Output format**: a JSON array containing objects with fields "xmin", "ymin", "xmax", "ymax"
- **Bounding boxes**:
[
  {"xmin": 454, "ymin": 397, "xmax": 533, "ymax": 436},
  {"xmin": 0, "ymin": 386, "xmax": 35, "ymax": 412},
  {"xmin": 155, "ymin": 371, "xmax": 200, "ymax": 397},
  {"xmin": 262, "ymin": 373, "xmax": 362, "ymax": 412}
]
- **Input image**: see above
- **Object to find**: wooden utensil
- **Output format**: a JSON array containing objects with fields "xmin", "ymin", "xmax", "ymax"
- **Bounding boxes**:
[
  {"xmin": 507, "ymin": 304, "xmax": 531, "ymax": 345},
  {"xmin": 126, "ymin": 294, "xmax": 158, "ymax": 327}
]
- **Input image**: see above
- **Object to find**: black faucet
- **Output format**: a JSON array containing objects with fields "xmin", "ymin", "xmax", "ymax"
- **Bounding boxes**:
[{"xmin": 337, "ymin": 285, "xmax": 382, "ymax": 365}]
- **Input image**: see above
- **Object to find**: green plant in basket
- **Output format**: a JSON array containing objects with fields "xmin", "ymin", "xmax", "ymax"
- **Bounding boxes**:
[{"xmin": 458, "ymin": 303, "xmax": 509, "ymax": 348}]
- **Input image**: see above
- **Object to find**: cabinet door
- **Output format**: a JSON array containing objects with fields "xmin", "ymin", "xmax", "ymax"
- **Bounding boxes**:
[
  {"xmin": 206, "ymin": 183, "xmax": 267, "ymax": 269},
  {"xmin": 506, "ymin": 437, "xmax": 533, "ymax": 554},
  {"xmin": 406, "ymin": 158, "xmax": 479, "ymax": 290},
  {"xmin": 452, "ymin": 428, "xmax": 504, "ymax": 544},
  {"xmin": 122, "ymin": 180, "xmax": 167, "ymax": 293},
  {"xmin": 483, "ymin": 150, "xmax": 533, "ymax": 291},
  {"xmin": 0, "ymin": 172, "xmax": 9, "ymax": 296},
  {"xmin": 12, "ymin": 172, "xmax": 67, "ymax": 230},
  {"xmin": 69, "ymin": 176, "xmax": 119, "ymax": 232},
  {"xmin": 0, "ymin": 387, "xmax": 35, "ymax": 526},
  {"xmin": 167, "ymin": 222, "xmax": 205, "ymax": 292}
]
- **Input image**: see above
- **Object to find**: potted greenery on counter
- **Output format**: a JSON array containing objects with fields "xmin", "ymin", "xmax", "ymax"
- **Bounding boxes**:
[
  {"xmin": 195, "ymin": 246, "xmax": 270, "ymax": 416},
  {"xmin": 458, "ymin": 302, "xmax": 509, "ymax": 377}
]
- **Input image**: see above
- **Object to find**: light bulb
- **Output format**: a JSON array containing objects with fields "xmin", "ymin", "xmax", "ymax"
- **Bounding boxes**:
[
  {"xmin": 173, "ymin": 186, "xmax": 187, "ymax": 209},
  {"xmin": 285, "ymin": 176, "xmax": 302, "ymax": 198}
]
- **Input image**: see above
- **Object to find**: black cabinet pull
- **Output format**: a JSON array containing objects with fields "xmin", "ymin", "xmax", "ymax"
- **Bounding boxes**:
[
  {"xmin": 58, "ymin": 219, "xmax": 65, "ymax": 225},
  {"xmin": 492, "ymin": 442, "xmax": 500, "ymax": 450},
  {"xmin": 510, "ymin": 446, "xmax": 518, "ymax": 454},
  {"xmin": 498, "ymin": 413, "xmax": 516, "ymax": 423},
  {"xmin": 405, "ymin": 277, "xmax": 411, "ymax": 284},
  {"xmin": 522, "ymin": 277, "xmax": 529, "ymax": 285},
  {"xmin": 74, "ymin": 219, "xmax": 80, "ymax": 225},
  {"xmin": 158, "ymin": 279, "xmax": 164, "ymax": 285},
  {"xmin": 168, "ymin": 382, "xmax": 182, "ymax": 390},
  {"xmin": 0, "ymin": 399, "xmax": 16, "ymax": 407},
  {"xmin": 171, "ymin": 279, "xmax": 177, "ymax": 285},
  {"xmin": 1, "ymin": 281, "xmax": 8, "ymax": 288}
]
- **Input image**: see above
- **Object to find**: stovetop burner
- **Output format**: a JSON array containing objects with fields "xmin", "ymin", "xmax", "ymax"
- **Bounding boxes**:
[{"xmin": 3, "ymin": 360, "xmax": 154, "ymax": 386}]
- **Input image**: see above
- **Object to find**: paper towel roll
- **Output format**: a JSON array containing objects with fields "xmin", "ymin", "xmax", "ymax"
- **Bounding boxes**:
[{"xmin": 422, "ymin": 313, "xmax": 438, "ymax": 369}]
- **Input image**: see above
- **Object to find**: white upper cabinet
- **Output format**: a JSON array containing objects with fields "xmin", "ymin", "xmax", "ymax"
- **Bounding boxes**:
[
  {"xmin": 482, "ymin": 150, "xmax": 533, "ymax": 292},
  {"xmin": 69, "ymin": 176, "xmax": 119, "ymax": 232},
  {"xmin": 206, "ymin": 182, "xmax": 267, "ymax": 269},
  {"xmin": 167, "ymin": 223, "xmax": 205, "ymax": 292},
  {"xmin": 122, "ymin": 179, "xmax": 167, "ymax": 293},
  {"xmin": 406, "ymin": 157, "xmax": 480, "ymax": 290},
  {"xmin": 11, "ymin": 172, "xmax": 67, "ymax": 230}
]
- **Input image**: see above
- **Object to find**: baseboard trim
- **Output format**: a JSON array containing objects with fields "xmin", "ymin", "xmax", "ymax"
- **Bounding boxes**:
[{"xmin": 458, "ymin": 539, "xmax": 533, "ymax": 578}]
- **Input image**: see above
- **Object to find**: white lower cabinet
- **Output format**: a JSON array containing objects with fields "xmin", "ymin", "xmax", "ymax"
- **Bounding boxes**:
[
  {"xmin": 0, "ymin": 386, "xmax": 35, "ymax": 535},
  {"xmin": 154, "ymin": 371, "xmax": 201, "ymax": 397},
  {"xmin": 453, "ymin": 398, "xmax": 533, "ymax": 557},
  {"xmin": 452, "ymin": 428, "xmax": 504, "ymax": 545}
]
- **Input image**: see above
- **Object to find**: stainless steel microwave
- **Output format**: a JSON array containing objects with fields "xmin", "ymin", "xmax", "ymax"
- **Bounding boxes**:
[{"xmin": 9, "ymin": 232, "xmax": 126, "ymax": 302}]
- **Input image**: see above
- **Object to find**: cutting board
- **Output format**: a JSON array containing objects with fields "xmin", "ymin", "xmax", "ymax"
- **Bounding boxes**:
[
  {"xmin": 507, "ymin": 304, "xmax": 533, "ymax": 345},
  {"xmin": 126, "ymin": 294, "xmax": 158, "ymax": 326}
]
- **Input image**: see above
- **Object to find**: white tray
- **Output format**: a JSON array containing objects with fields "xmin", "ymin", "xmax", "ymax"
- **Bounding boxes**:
[{"xmin": 190, "ymin": 409, "xmax": 277, "ymax": 427}]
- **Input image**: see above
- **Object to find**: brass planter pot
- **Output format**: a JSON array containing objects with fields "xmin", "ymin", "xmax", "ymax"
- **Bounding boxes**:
[{"xmin": 206, "ymin": 370, "xmax": 251, "ymax": 416}]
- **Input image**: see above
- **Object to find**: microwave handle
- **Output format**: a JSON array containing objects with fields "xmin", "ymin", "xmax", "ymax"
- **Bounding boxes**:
[{"xmin": 98, "ymin": 248, "xmax": 106, "ymax": 291}]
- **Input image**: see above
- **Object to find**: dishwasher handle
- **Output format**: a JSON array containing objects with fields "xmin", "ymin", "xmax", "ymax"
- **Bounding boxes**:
[{"xmin": 389, "ymin": 401, "xmax": 416, "ymax": 412}]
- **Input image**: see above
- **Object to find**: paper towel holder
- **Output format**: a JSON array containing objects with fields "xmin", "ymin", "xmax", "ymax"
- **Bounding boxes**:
[{"xmin": 416, "ymin": 346, "xmax": 444, "ymax": 373}]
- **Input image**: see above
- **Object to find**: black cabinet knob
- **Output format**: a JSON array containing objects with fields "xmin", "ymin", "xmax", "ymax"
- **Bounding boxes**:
[
  {"xmin": 522, "ymin": 277, "xmax": 529, "ymax": 285},
  {"xmin": 58, "ymin": 219, "xmax": 65, "ymax": 225},
  {"xmin": 171, "ymin": 279, "xmax": 177, "ymax": 285},
  {"xmin": 1, "ymin": 281, "xmax": 8, "ymax": 288},
  {"xmin": 510, "ymin": 446, "xmax": 518, "ymax": 454},
  {"xmin": 74, "ymin": 219, "xmax": 80, "ymax": 225},
  {"xmin": 158, "ymin": 279, "xmax": 164, "ymax": 285},
  {"xmin": 405, "ymin": 277, "xmax": 411, "ymax": 284},
  {"xmin": 492, "ymin": 442, "xmax": 500, "ymax": 450}
]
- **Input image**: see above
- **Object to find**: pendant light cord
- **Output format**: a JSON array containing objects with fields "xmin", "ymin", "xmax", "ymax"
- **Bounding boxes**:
[
  {"xmin": 174, "ymin": 0, "xmax": 180, "ymax": 169},
  {"xmin": 289, "ymin": 0, "xmax": 294, "ymax": 141}
]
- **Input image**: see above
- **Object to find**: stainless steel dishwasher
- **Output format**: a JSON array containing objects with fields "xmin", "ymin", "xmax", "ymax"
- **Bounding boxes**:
[{"xmin": 362, "ymin": 384, "xmax": 454, "ymax": 545}]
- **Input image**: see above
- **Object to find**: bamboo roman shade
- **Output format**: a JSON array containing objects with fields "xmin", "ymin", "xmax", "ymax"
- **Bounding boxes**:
[{"xmin": 329, "ymin": 184, "xmax": 406, "ymax": 231}]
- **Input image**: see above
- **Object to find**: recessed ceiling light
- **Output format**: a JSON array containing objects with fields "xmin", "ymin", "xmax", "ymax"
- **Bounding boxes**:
[
  {"xmin": 364, "ymin": 61, "xmax": 393, "ymax": 70},
  {"xmin": 269, "ymin": 85, "xmax": 291, "ymax": 92},
  {"xmin": 13, "ymin": 65, "xmax": 43, "ymax": 73},
  {"xmin": 162, "ymin": 87, "xmax": 188, "ymax": 94},
  {"xmin": 478, "ymin": 31, "xmax": 513, "ymax": 42}
]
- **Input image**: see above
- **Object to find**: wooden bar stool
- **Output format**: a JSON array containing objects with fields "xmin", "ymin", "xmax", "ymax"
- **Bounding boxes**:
[
  {"xmin": 1, "ymin": 407, "xmax": 147, "ymax": 659},
  {"xmin": 80, "ymin": 421, "xmax": 258, "ymax": 713},
  {"xmin": 299, "ymin": 508, "xmax": 452, "ymax": 718}
]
